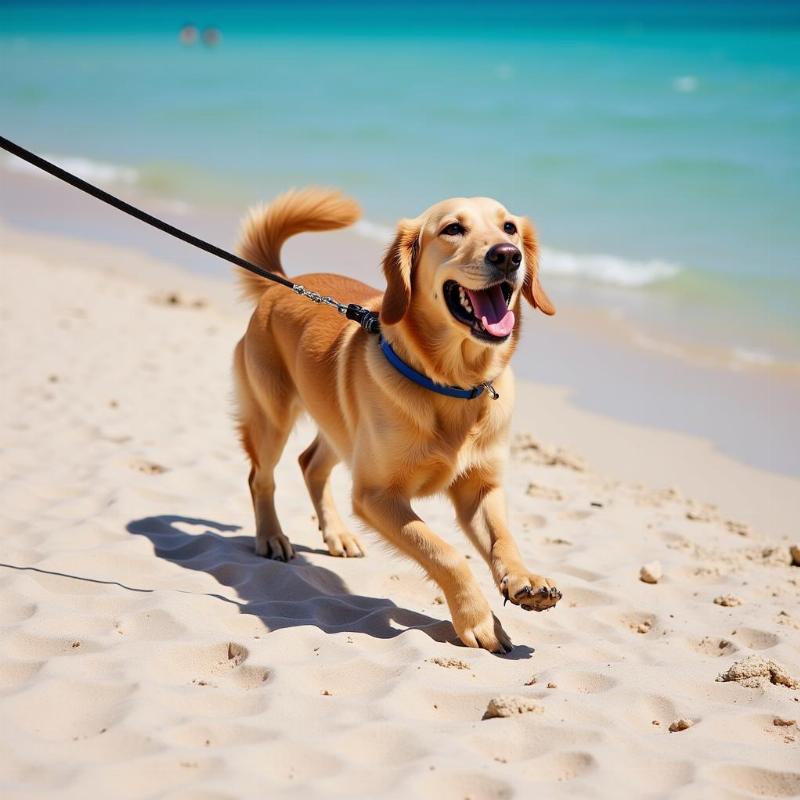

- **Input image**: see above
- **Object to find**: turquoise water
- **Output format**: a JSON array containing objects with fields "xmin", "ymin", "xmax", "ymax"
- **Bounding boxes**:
[{"xmin": 2, "ymin": 1, "xmax": 800, "ymax": 364}]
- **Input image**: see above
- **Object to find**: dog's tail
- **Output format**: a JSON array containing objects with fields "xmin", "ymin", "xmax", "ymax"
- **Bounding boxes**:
[{"xmin": 236, "ymin": 187, "xmax": 361, "ymax": 303}]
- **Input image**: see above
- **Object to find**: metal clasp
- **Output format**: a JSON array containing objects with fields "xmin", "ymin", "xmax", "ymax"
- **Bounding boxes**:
[{"xmin": 482, "ymin": 382, "xmax": 500, "ymax": 400}]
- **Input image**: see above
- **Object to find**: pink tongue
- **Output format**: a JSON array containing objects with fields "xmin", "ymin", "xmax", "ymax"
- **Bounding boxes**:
[{"xmin": 466, "ymin": 285, "xmax": 515, "ymax": 337}]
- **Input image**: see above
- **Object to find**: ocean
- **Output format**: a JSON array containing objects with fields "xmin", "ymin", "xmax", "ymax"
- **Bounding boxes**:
[{"xmin": 2, "ymin": 2, "xmax": 799, "ymax": 453}]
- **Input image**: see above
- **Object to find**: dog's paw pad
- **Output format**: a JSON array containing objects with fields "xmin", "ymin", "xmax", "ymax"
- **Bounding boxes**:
[{"xmin": 501, "ymin": 573, "xmax": 562, "ymax": 611}]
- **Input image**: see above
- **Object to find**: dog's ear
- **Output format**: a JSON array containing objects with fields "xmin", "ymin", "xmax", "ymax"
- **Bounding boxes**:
[
  {"xmin": 520, "ymin": 217, "xmax": 555, "ymax": 316},
  {"xmin": 381, "ymin": 218, "xmax": 421, "ymax": 325}
]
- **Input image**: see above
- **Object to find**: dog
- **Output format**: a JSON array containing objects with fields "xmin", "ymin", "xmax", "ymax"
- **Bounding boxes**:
[{"xmin": 233, "ymin": 188, "xmax": 561, "ymax": 653}]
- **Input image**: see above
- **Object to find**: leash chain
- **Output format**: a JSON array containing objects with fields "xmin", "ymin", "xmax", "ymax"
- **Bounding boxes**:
[{"xmin": 291, "ymin": 285, "xmax": 381, "ymax": 333}]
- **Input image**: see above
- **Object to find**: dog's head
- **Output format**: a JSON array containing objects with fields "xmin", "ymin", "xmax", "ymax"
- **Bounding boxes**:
[{"xmin": 380, "ymin": 197, "xmax": 554, "ymax": 381}]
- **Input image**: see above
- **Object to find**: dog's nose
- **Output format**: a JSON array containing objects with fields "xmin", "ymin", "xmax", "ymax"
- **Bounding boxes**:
[{"xmin": 485, "ymin": 243, "xmax": 522, "ymax": 275}]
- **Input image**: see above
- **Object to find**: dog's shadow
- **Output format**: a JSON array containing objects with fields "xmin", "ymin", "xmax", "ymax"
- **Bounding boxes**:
[
  {"xmin": 125, "ymin": 515, "xmax": 445, "ymax": 645},
  {"xmin": 126, "ymin": 515, "xmax": 532, "ymax": 658}
]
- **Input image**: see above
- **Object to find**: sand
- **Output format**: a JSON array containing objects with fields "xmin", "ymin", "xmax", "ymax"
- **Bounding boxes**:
[{"xmin": 1, "ymin": 222, "xmax": 799, "ymax": 799}]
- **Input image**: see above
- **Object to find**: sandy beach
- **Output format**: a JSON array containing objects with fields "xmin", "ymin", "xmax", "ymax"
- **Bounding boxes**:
[{"xmin": 1, "ymin": 220, "xmax": 799, "ymax": 799}]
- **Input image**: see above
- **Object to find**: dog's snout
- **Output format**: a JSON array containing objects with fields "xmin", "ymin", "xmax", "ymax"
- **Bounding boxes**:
[{"xmin": 485, "ymin": 243, "xmax": 522, "ymax": 275}]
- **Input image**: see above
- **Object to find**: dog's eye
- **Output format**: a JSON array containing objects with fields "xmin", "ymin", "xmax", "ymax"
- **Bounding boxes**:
[
  {"xmin": 441, "ymin": 222, "xmax": 465, "ymax": 237},
  {"xmin": 503, "ymin": 222, "xmax": 517, "ymax": 235}
]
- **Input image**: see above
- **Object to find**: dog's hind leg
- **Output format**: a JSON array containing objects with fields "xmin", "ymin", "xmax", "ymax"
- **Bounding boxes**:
[
  {"xmin": 299, "ymin": 434, "xmax": 364, "ymax": 557},
  {"xmin": 246, "ymin": 412, "xmax": 298, "ymax": 561},
  {"xmin": 234, "ymin": 339, "xmax": 299, "ymax": 561}
]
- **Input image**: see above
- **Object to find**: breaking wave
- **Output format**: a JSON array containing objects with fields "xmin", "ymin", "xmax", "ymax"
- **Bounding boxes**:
[
  {"xmin": 540, "ymin": 247, "xmax": 681, "ymax": 288},
  {"xmin": 4, "ymin": 152, "xmax": 138, "ymax": 186}
]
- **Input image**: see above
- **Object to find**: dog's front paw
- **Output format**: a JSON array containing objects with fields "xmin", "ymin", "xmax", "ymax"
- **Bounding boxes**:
[
  {"xmin": 453, "ymin": 606, "xmax": 513, "ymax": 654},
  {"xmin": 500, "ymin": 572, "xmax": 561, "ymax": 611}
]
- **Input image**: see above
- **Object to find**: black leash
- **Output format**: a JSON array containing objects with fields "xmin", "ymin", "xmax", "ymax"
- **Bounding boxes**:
[{"xmin": 0, "ymin": 135, "xmax": 380, "ymax": 334}]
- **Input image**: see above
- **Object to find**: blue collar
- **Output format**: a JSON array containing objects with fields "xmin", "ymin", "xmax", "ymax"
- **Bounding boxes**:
[{"xmin": 379, "ymin": 336, "xmax": 499, "ymax": 400}]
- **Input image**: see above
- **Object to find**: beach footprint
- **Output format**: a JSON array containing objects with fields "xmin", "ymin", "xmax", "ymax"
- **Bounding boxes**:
[{"xmin": 152, "ymin": 641, "xmax": 269, "ymax": 690}]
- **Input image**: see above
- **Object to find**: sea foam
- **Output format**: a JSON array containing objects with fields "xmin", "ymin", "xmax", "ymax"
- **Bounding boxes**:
[
  {"xmin": 730, "ymin": 347, "xmax": 778, "ymax": 368},
  {"xmin": 673, "ymin": 75, "xmax": 699, "ymax": 93},
  {"xmin": 540, "ymin": 248, "xmax": 681, "ymax": 288},
  {"xmin": 4, "ymin": 153, "xmax": 138, "ymax": 186},
  {"xmin": 354, "ymin": 219, "xmax": 394, "ymax": 242}
]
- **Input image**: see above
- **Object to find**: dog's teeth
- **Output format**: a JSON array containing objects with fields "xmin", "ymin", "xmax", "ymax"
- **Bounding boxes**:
[{"xmin": 457, "ymin": 287, "xmax": 473, "ymax": 314}]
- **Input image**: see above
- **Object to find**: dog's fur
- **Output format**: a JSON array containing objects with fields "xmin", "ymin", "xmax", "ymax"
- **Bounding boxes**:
[{"xmin": 233, "ymin": 187, "xmax": 560, "ymax": 652}]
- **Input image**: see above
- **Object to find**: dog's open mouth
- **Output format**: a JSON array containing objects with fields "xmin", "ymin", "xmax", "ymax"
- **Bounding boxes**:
[{"xmin": 443, "ymin": 280, "xmax": 515, "ymax": 342}]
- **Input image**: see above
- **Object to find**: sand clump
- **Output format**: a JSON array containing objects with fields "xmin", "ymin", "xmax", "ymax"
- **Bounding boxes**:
[
  {"xmin": 669, "ymin": 719, "xmax": 694, "ymax": 732},
  {"xmin": 685, "ymin": 505, "xmax": 751, "ymax": 537},
  {"xmin": 483, "ymin": 696, "xmax": 544, "ymax": 720},
  {"xmin": 511, "ymin": 434, "xmax": 586, "ymax": 471},
  {"xmin": 713, "ymin": 594, "xmax": 743, "ymax": 607},
  {"xmin": 686, "ymin": 505, "xmax": 718, "ymax": 523},
  {"xmin": 639, "ymin": 561, "xmax": 663, "ymax": 584},
  {"xmin": 428, "ymin": 657, "xmax": 470, "ymax": 670},
  {"xmin": 716, "ymin": 656, "xmax": 799, "ymax": 689},
  {"xmin": 667, "ymin": 539, "xmax": 794, "ymax": 573},
  {"xmin": 129, "ymin": 459, "xmax": 168, "ymax": 475},
  {"xmin": 526, "ymin": 482, "xmax": 566, "ymax": 501},
  {"xmin": 725, "ymin": 519, "xmax": 750, "ymax": 536}
]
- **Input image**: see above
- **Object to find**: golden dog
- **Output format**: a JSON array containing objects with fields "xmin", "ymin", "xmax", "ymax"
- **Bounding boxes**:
[{"xmin": 233, "ymin": 188, "xmax": 561, "ymax": 653}]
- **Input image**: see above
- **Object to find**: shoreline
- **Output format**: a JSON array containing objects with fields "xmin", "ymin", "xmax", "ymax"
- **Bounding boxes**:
[
  {"xmin": 2, "ymin": 218, "xmax": 798, "ymax": 538},
  {"xmin": 4, "ymin": 157, "xmax": 800, "ymax": 375},
  {"xmin": 1, "ymin": 165, "xmax": 799, "ymax": 477}
]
